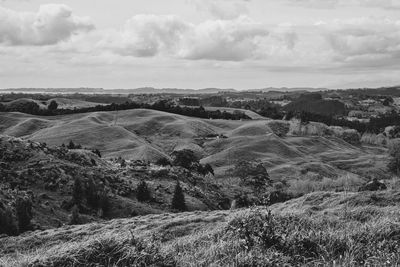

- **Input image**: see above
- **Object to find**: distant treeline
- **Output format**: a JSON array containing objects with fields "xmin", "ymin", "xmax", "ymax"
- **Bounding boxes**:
[
  {"xmin": 0, "ymin": 99, "xmax": 251, "ymax": 121},
  {"xmin": 293, "ymin": 111, "xmax": 400, "ymax": 134}
]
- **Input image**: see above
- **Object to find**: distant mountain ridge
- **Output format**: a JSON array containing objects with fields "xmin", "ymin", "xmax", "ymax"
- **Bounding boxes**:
[{"xmin": 0, "ymin": 87, "xmax": 326, "ymax": 95}]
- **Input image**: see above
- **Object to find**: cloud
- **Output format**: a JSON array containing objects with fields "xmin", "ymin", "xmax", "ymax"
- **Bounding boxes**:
[
  {"xmin": 101, "ymin": 14, "xmax": 296, "ymax": 61},
  {"xmin": 180, "ymin": 17, "xmax": 270, "ymax": 61},
  {"xmin": 285, "ymin": 0, "xmax": 400, "ymax": 9},
  {"xmin": 0, "ymin": 4, "xmax": 94, "ymax": 46},
  {"xmin": 191, "ymin": 0, "xmax": 250, "ymax": 19},
  {"xmin": 323, "ymin": 17, "xmax": 400, "ymax": 65}
]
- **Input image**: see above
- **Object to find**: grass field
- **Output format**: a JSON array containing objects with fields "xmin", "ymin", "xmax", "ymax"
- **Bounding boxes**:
[{"xmin": 2, "ymin": 189, "xmax": 400, "ymax": 266}]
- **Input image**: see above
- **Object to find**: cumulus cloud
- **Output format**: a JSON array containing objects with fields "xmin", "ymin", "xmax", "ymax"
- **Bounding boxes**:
[
  {"xmin": 0, "ymin": 4, "xmax": 94, "ymax": 46},
  {"xmin": 286, "ymin": 0, "xmax": 400, "ymax": 9},
  {"xmin": 323, "ymin": 17, "xmax": 400, "ymax": 64},
  {"xmin": 191, "ymin": 0, "xmax": 250, "ymax": 19},
  {"xmin": 101, "ymin": 14, "xmax": 296, "ymax": 61}
]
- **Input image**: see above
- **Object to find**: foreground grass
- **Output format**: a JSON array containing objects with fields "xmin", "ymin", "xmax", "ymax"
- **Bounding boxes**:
[{"xmin": 1, "ymin": 190, "xmax": 400, "ymax": 266}]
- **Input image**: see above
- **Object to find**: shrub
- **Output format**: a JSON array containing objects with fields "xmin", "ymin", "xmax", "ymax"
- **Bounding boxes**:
[
  {"xmin": 86, "ymin": 177, "xmax": 99, "ymax": 209},
  {"xmin": 15, "ymin": 196, "xmax": 33, "ymax": 232},
  {"xmin": 69, "ymin": 205, "xmax": 81, "ymax": 225},
  {"xmin": 0, "ymin": 205, "xmax": 18, "ymax": 236},
  {"xmin": 233, "ymin": 161, "xmax": 271, "ymax": 190},
  {"xmin": 171, "ymin": 182, "xmax": 186, "ymax": 211},
  {"xmin": 48, "ymin": 100, "xmax": 58, "ymax": 111},
  {"xmin": 72, "ymin": 177, "xmax": 84, "ymax": 205},
  {"xmin": 171, "ymin": 149, "xmax": 198, "ymax": 170},
  {"xmin": 98, "ymin": 190, "xmax": 110, "ymax": 218},
  {"xmin": 136, "ymin": 180, "xmax": 151, "ymax": 202},
  {"xmin": 155, "ymin": 157, "xmax": 171, "ymax": 166},
  {"xmin": 388, "ymin": 141, "xmax": 400, "ymax": 174}
]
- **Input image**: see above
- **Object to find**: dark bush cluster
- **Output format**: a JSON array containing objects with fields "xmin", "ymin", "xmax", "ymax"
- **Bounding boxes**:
[
  {"xmin": 71, "ymin": 177, "xmax": 110, "ymax": 221},
  {"xmin": 0, "ymin": 195, "xmax": 33, "ymax": 236}
]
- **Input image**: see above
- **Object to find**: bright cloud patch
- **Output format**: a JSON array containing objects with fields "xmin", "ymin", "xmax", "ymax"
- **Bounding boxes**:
[
  {"xmin": 323, "ymin": 18, "xmax": 400, "ymax": 64},
  {"xmin": 0, "ymin": 4, "xmax": 94, "ymax": 46},
  {"xmin": 102, "ymin": 15, "xmax": 296, "ymax": 61}
]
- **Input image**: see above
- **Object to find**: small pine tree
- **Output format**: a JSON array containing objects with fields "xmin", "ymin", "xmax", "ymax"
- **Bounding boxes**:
[
  {"xmin": 171, "ymin": 182, "xmax": 186, "ymax": 211},
  {"xmin": 72, "ymin": 177, "xmax": 84, "ymax": 205},
  {"xmin": 67, "ymin": 140, "xmax": 75, "ymax": 149},
  {"xmin": 69, "ymin": 205, "xmax": 81, "ymax": 225},
  {"xmin": 98, "ymin": 189, "xmax": 110, "ymax": 218},
  {"xmin": 15, "ymin": 196, "xmax": 33, "ymax": 233},
  {"xmin": 0, "ymin": 206, "xmax": 18, "ymax": 236},
  {"xmin": 136, "ymin": 180, "xmax": 151, "ymax": 202},
  {"xmin": 86, "ymin": 177, "xmax": 99, "ymax": 209}
]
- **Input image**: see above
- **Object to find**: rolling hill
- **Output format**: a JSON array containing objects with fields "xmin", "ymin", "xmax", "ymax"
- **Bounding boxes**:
[{"xmin": 0, "ymin": 109, "xmax": 389, "ymax": 188}]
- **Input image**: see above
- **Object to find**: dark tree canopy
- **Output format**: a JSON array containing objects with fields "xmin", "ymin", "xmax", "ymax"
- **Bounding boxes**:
[
  {"xmin": 136, "ymin": 180, "xmax": 151, "ymax": 202},
  {"xmin": 0, "ymin": 205, "xmax": 18, "ymax": 236},
  {"xmin": 15, "ymin": 196, "xmax": 33, "ymax": 232},
  {"xmin": 388, "ymin": 141, "xmax": 400, "ymax": 174},
  {"xmin": 72, "ymin": 177, "xmax": 84, "ymax": 205},
  {"xmin": 48, "ymin": 100, "xmax": 58, "ymax": 111},
  {"xmin": 171, "ymin": 182, "xmax": 186, "ymax": 211},
  {"xmin": 233, "ymin": 161, "xmax": 271, "ymax": 190},
  {"xmin": 171, "ymin": 149, "xmax": 199, "ymax": 170}
]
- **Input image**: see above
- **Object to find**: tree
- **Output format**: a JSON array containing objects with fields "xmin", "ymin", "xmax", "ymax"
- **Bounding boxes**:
[
  {"xmin": 233, "ymin": 161, "xmax": 271, "ymax": 190},
  {"xmin": 388, "ymin": 141, "xmax": 400, "ymax": 174},
  {"xmin": 171, "ymin": 182, "xmax": 186, "ymax": 211},
  {"xmin": 0, "ymin": 205, "xmax": 18, "ymax": 236},
  {"xmin": 69, "ymin": 205, "xmax": 81, "ymax": 225},
  {"xmin": 156, "ymin": 157, "xmax": 171, "ymax": 166},
  {"xmin": 98, "ymin": 189, "xmax": 110, "ymax": 218},
  {"xmin": 72, "ymin": 177, "xmax": 84, "ymax": 205},
  {"xmin": 67, "ymin": 140, "xmax": 76, "ymax": 149},
  {"xmin": 86, "ymin": 177, "xmax": 99, "ymax": 209},
  {"xmin": 171, "ymin": 149, "xmax": 198, "ymax": 169},
  {"xmin": 48, "ymin": 100, "xmax": 58, "ymax": 111},
  {"xmin": 136, "ymin": 180, "xmax": 151, "ymax": 202},
  {"xmin": 15, "ymin": 196, "xmax": 33, "ymax": 232},
  {"xmin": 197, "ymin": 163, "xmax": 214, "ymax": 176}
]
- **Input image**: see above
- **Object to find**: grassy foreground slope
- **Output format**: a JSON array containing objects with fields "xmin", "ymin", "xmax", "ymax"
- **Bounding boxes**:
[{"xmin": 1, "ymin": 189, "xmax": 400, "ymax": 266}]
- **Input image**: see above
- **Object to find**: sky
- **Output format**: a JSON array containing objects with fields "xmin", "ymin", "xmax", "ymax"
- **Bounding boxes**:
[{"xmin": 1, "ymin": 0, "xmax": 400, "ymax": 90}]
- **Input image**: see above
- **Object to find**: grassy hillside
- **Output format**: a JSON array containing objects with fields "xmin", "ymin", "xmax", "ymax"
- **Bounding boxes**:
[
  {"xmin": 0, "ymin": 109, "xmax": 389, "ymax": 188},
  {"xmin": 2, "ymin": 189, "xmax": 400, "ymax": 266},
  {"xmin": 0, "ymin": 135, "xmax": 235, "ymax": 232}
]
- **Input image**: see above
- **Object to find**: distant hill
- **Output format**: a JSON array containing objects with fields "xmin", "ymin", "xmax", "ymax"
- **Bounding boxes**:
[{"xmin": 284, "ymin": 93, "xmax": 347, "ymax": 116}]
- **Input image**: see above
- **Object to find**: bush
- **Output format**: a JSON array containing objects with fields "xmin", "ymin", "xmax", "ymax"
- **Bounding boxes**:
[
  {"xmin": 72, "ymin": 177, "xmax": 84, "ymax": 205},
  {"xmin": 136, "ymin": 180, "xmax": 151, "ymax": 202},
  {"xmin": 171, "ymin": 182, "xmax": 186, "ymax": 211},
  {"xmin": 69, "ymin": 205, "xmax": 81, "ymax": 225},
  {"xmin": 15, "ymin": 196, "xmax": 33, "ymax": 232},
  {"xmin": 155, "ymin": 157, "xmax": 171, "ymax": 166},
  {"xmin": 0, "ymin": 205, "xmax": 18, "ymax": 236},
  {"xmin": 233, "ymin": 161, "xmax": 271, "ymax": 190},
  {"xmin": 171, "ymin": 149, "xmax": 198, "ymax": 170},
  {"xmin": 48, "ymin": 100, "xmax": 58, "ymax": 111},
  {"xmin": 388, "ymin": 141, "xmax": 400, "ymax": 174}
]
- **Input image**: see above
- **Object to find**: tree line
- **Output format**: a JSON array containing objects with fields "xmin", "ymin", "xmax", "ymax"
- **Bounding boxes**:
[{"xmin": 0, "ymin": 99, "xmax": 251, "ymax": 121}]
